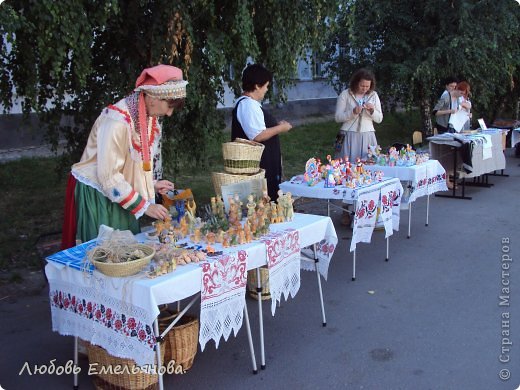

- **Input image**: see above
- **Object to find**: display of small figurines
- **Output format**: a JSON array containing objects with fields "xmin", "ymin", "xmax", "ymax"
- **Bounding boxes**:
[
  {"xmin": 415, "ymin": 152, "xmax": 429, "ymax": 165},
  {"xmin": 269, "ymin": 190, "xmax": 294, "ymax": 222},
  {"xmin": 302, "ymin": 154, "xmax": 391, "ymax": 189},
  {"xmin": 304, "ymin": 157, "xmax": 321, "ymax": 186},
  {"xmin": 210, "ymin": 196, "xmax": 226, "ymax": 220},
  {"xmin": 147, "ymin": 246, "xmax": 208, "ymax": 278},
  {"xmin": 371, "ymin": 144, "xmax": 425, "ymax": 167}
]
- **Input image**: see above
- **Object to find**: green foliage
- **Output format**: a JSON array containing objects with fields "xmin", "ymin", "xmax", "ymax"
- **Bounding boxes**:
[
  {"xmin": 1, "ymin": 0, "xmax": 339, "ymax": 172},
  {"xmin": 323, "ymin": 0, "xmax": 520, "ymax": 132}
]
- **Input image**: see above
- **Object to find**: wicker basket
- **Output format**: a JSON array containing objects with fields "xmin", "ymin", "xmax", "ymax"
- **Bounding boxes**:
[
  {"xmin": 247, "ymin": 267, "xmax": 271, "ymax": 301},
  {"xmin": 87, "ymin": 342, "xmax": 165, "ymax": 390},
  {"xmin": 222, "ymin": 138, "xmax": 265, "ymax": 174},
  {"xmin": 211, "ymin": 169, "xmax": 265, "ymax": 196},
  {"xmin": 91, "ymin": 244, "xmax": 155, "ymax": 277},
  {"xmin": 158, "ymin": 309, "xmax": 199, "ymax": 371}
]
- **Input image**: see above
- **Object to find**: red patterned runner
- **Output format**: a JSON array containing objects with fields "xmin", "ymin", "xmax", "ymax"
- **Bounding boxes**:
[
  {"xmin": 199, "ymin": 251, "xmax": 248, "ymax": 351},
  {"xmin": 261, "ymin": 229, "xmax": 301, "ymax": 316}
]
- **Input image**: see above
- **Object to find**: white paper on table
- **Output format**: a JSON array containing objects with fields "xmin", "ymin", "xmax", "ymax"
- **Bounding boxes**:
[
  {"xmin": 448, "ymin": 109, "xmax": 470, "ymax": 133},
  {"xmin": 221, "ymin": 178, "xmax": 264, "ymax": 212}
]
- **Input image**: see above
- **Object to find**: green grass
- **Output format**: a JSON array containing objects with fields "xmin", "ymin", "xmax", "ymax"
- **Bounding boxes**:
[
  {"xmin": 0, "ymin": 158, "xmax": 68, "ymax": 271},
  {"xmin": 0, "ymin": 111, "xmax": 422, "ymax": 272}
]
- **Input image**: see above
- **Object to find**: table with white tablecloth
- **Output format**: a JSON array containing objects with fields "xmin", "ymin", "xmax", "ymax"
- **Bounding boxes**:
[
  {"xmin": 280, "ymin": 177, "xmax": 403, "ymax": 280},
  {"xmin": 428, "ymin": 130, "xmax": 506, "ymax": 199},
  {"xmin": 363, "ymin": 160, "xmax": 447, "ymax": 237},
  {"xmin": 46, "ymin": 213, "xmax": 337, "ymax": 388}
]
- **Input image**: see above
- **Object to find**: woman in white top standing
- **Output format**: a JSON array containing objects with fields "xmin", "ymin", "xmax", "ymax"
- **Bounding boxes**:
[
  {"xmin": 456, "ymin": 81, "xmax": 472, "ymax": 131},
  {"xmin": 334, "ymin": 68, "xmax": 383, "ymax": 162},
  {"xmin": 231, "ymin": 64, "xmax": 293, "ymax": 201}
]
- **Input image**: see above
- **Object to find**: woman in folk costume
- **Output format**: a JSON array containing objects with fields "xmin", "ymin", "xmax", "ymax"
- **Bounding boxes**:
[{"xmin": 61, "ymin": 65, "xmax": 187, "ymax": 248}]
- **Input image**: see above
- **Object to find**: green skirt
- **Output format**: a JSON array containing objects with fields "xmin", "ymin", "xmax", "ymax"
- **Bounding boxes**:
[{"xmin": 75, "ymin": 181, "xmax": 140, "ymax": 243}]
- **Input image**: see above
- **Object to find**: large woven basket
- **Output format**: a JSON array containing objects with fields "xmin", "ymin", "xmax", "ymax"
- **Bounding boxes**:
[
  {"xmin": 158, "ymin": 309, "xmax": 199, "ymax": 371},
  {"xmin": 211, "ymin": 169, "xmax": 265, "ymax": 195},
  {"xmin": 222, "ymin": 138, "xmax": 265, "ymax": 174},
  {"xmin": 247, "ymin": 267, "xmax": 271, "ymax": 301},
  {"xmin": 87, "ymin": 342, "xmax": 165, "ymax": 390},
  {"xmin": 91, "ymin": 244, "xmax": 155, "ymax": 277}
]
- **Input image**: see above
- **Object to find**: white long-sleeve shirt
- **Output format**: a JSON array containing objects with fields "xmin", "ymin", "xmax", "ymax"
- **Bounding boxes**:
[{"xmin": 335, "ymin": 89, "xmax": 383, "ymax": 132}]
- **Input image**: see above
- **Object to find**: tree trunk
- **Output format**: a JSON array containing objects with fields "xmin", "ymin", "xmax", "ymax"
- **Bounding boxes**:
[
  {"xmin": 416, "ymin": 83, "xmax": 433, "ymax": 136},
  {"xmin": 419, "ymin": 98, "xmax": 433, "ymax": 136}
]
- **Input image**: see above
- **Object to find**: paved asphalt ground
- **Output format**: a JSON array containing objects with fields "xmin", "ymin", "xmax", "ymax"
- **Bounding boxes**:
[{"xmin": 0, "ymin": 152, "xmax": 519, "ymax": 390}]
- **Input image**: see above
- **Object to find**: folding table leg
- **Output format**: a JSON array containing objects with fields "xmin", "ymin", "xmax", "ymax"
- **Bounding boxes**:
[
  {"xmin": 256, "ymin": 268, "xmax": 266, "ymax": 369},
  {"xmin": 154, "ymin": 319, "xmax": 164, "ymax": 390},
  {"xmin": 352, "ymin": 250, "xmax": 356, "ymax": 281},
  {"xmin": 73, "ymin": 336, "xmax": 79, "ymax": 390},
  {"xmin": 313, "ymin": 244, "xmax": 327, "ymax": 327},
  {"xmin": 385, "ymin": 238, "xmax": 389, "ymax": 261},
  {"xmin": 426, "ymin": 195, "xmax": 430, "ymax": 226},
  {"xmin": 243, "ymin": 304, "xmax": 258, "ymax": 374},
  {"xmin": 407, "ymin": 202, "xmax": 412, "ymax": 239}
]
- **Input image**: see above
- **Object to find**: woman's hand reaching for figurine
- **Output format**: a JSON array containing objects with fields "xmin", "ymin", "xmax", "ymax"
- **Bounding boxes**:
[{"xmin": 145, "ymin": 203, "xmax": 170, "ymax": 220}]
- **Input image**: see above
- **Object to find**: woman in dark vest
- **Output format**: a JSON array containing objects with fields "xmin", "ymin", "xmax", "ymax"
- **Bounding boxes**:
[{"xmin": 231, "ymin": 64, "xmax": 293, "ymax": 200}]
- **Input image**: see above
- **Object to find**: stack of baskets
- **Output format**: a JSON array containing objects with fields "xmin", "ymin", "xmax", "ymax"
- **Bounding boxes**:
[{"xmin": 211, "ymin": 138, "xmax": 265, "ymax": 195}]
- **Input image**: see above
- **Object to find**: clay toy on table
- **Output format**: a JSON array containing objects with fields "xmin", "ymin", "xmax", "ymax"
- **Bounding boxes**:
[
  {"xmin": 191, "ymin": 227, "xmax": 201, "ymax": 243},
  {"xmin": 216, "ymin": 196, "xmax": 225, "ymax": 219},
  {"xmin": 222, "ymin": 235, "xmax": 230, "ymax": 248},
  {"xmin": 244, "ymin": 221, "xmax": 253, "ymax": 243},
  {"xmin": 186, "ymin": 199, "xmax": 196, "ymax": 217},
  {"xmin": 174, "ymin": 201, "xmax": 185, "ymax": 223},
  {"xmin": 211, "ymin": 196, "xmax": 217, "ymax": 215},
  {"xmin": 355, "ymin": 158, "xmax": 364, "ymax": 175},
  {"xmin": 285, "ymin": 192, "xmax": 294, "ymax": 221},
  {"xmin": 238, "ymin": 227, "xmax": 246, "ymax": 245},
  {"xmin": 180, "ymin": 217, "xmax": 188, "ymax": 237},
  {"xmin": 324, "ymin": 165, "xmax": 336, "ymax": 188},
  {"xmin": 276, "ymin": 199, "xmax": 285, "ymax": 223},
  {"xmin": 228, "ymin": 197, "xmax": 239, "ymax": 226},
  {"xmin": 270, "ymin": 201, "xmax": 278, "ymax": 223},
  {"xmin": 247, "ymin": 194, "xmax": 256, "ymax": 219}
]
